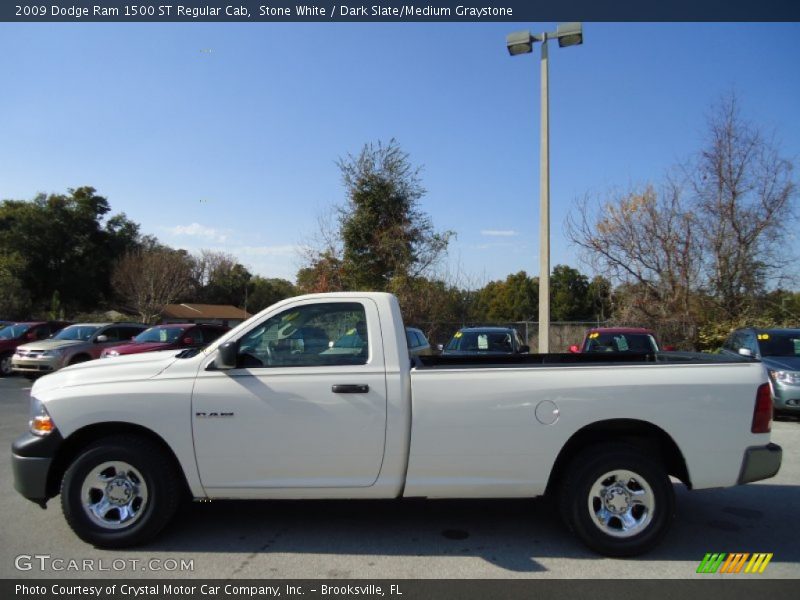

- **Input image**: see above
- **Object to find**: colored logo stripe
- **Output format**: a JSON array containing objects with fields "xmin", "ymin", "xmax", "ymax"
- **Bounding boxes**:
[{"xmin": 697, "ymin": 553, "xmax": 773, "ymax": 574}]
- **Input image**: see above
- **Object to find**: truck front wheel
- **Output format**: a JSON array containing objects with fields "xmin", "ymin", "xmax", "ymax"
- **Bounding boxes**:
[
  {"xmin": 60, "ymin": 435, "xmax": 181, "ymax": 548},
  {"xmin": 559, "ymin": 444, "xmax": 675, "ymax": 557}
]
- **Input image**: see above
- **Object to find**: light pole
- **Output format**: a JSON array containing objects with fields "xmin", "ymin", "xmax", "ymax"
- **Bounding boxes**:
[{"xmin": 507, "ymin": 23, "xmax": 583, "ymax": 354}]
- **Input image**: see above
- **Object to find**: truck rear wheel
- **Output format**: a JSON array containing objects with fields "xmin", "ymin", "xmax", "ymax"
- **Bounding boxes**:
[
  {"xmin": 559, "ymin": 444, "xmax": 674, "ymax": 557},
  {"xmin": 60, "ymin": 435, "xmax": 181, "ymax": 548}
]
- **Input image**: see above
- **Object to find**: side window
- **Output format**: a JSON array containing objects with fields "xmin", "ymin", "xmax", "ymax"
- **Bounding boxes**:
[
  {"xmin": 406, "ymin": 330, "xmax": 415, "ymax": 349},
  {"xmin": 119, "ymin": 326, "xmax": 142, "ymax": 340},
  {"xmin": 101, "ymin": 327, "xmax": 121, "ymax": 342},
  {"xmin": 33, "ymin": 325, "xmax": 50, "ymax": 340},
  {"xmin": 744, "ymin": 333, "xmax": 759, "ymax": 354},
  {"xmin": 237, "ymin": 302, "xmax": 369, "ymax": 368},
  {"xmin": 200, "ymin": 326, "xmax": 225, "ymax": 344},
  {"xmin": 184, "ymin": 327, "xmax": 203, "ymax": 345}
]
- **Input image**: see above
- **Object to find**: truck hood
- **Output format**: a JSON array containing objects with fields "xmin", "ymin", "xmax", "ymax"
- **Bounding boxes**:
[
  {"xmin": 761, "ymin": 356, "xmax": 800, "ymax": 371},
  {"xmin": 32, "ymin": 349, "xmax": 183, "ymax": 394}
]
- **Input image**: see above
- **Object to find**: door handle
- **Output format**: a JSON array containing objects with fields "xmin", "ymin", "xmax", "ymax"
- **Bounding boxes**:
[{"xmin": 331, "ymin": 384, "xmax": 369, "ymax": 394}]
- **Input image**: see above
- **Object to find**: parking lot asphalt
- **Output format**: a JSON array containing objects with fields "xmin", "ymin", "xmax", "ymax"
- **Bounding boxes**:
[{"xmin": 1, "ymin": 375, "xmax": 798, "ymax": 579}]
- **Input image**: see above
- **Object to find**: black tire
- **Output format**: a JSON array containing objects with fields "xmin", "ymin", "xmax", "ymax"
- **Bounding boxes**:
[
  {"xmin": 60, "ymin": 435, "xmax": 182, "ymax": 548},
  {"xmin": 69, "ymin": 355, "xmax": 90, "ymax": 366},
  {"xmin": 558, "ymin": 444, "xmax": 675, "ymax": 557},
  {"xmin": 0, "ymin": 352, "xmax": 13, "ymax": 376}
]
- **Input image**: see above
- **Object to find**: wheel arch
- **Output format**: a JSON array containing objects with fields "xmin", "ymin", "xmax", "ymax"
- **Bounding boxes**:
[
  {"xmin": 545, "ymin": 418, "xmax": 691, "ymax": 496},
  {"xmin": 47, "ymin": 422, "xmax": 191, "ymax": 499},
  {"xmin": 68, "ymin": 353, "xmax": 93, "ymax": 365}
]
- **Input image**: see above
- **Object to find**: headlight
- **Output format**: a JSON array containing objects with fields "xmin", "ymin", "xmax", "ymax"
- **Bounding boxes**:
[
  {"xmin": 104, "ymin": 350, "xmax": 119, "ymax": 357},
  {"xmin": 768, "ymin": 370, "xmax": 800, "ymax": 385},
  {"xmin": 29, "ymin": 397, "xmax": 56, "ymax": 436},
  {"xmin": 40, "ymin": 349, "xmax": 62, "ymax": 357}
]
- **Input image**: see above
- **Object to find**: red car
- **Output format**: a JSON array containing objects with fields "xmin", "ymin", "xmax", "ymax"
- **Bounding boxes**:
[
  {"xmin": 0, "ymin": 321, "xmax": 71, "ymax": 376},
  {"xmin": 569, "ymin": 327, "xmax": 673, "ymax": 354},
  {"xmin": 100, "ymin": 323, "xmax": 229, "ymax": 358}
]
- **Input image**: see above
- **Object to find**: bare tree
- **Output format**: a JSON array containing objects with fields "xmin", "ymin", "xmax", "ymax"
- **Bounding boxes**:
[
  {"xmin": 567, "ymin": 94, "xmax": 797, "ymax": 337},
  {"xmin": 113, "ymin": 249, "xmax": 193, "ymax": 324},
  {"xmin": 690, "ymin": 95, "xmax": 796, "ymax": 317},
  {"xmin": 567, "ymin": 183, "xmax": 698, "ymax": 325}
]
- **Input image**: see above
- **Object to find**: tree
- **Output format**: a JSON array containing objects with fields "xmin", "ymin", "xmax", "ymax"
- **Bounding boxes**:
[
  {"xmin": 247, "ymin": 277, "xmax": 297, "ymax": 313},
  {"xmin": 550, "ymin": 264, "xmax": 593, "ymax": 321},
  {"xmin": 0, "ymin": 252, "xmax": 31, "ymax": 319},
  {"xmin": 112, "ymin": 249, "xmax": 194, "ymax": 324},
  {"xmin": 191, "ymin": 250, "xmax": 252, "ymax": 307},
  {"xmin": 300, "ymin": 139, "xmax": 452, "ymax": 292},
  {"xmin": 0, "ymin": 187, "xmax": 141, "ymax": 313},
  {"xmin": 474, "ymin": 271, "xmax": 538, "ymax": 322},
  {"xmin": 567, "ymin": 184, "xmax": 698, "ymax": 327},
  {"xmin": 566, "ymin": 94, "xmax": 797, "ymax": 340},
  {"xmin": 338, "ymin": 140, "xmax": 452, "ymax": 290},
  {"xmin": 690, "ymin": 95, "xmax": 796, "ymax": 318}
]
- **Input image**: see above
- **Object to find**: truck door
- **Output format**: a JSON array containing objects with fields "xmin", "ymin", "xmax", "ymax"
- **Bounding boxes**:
[{"xmin": 191, "ymin": 299, "xmax": 388, "ymax": 490}]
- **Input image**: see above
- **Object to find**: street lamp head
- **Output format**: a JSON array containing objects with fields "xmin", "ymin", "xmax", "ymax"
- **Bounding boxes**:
[
  {"xmin": 506, "ymin": 30, "xmax": 535, "ymax": 56},
  {"xmin": 555, "ymin": 22, "xmax": 583, "ymax": 47}
]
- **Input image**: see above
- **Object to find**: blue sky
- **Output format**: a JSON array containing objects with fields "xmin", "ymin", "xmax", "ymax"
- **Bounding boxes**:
[{"xmin": 1, "ymin": 22, "xmax": 798, "ymax": 285}]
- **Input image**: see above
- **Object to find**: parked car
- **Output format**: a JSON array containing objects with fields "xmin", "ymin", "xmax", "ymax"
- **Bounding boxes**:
[
  {"xmin": 442, "ymin": 326, "xmax": 529, "ymax": 356},
  {"xmin": 405, "ymin": 326, "xmax": 432, "ymax": 357},
  {"xmin": 0, "ymin": 321, "xmax": 71, "ymax": 376},
  {"xmin": 569, "ymin": 327, "xmax": 667, "ymax": 354},
  {"xmin": 721, "ymin": 328, "xmax": 800, "ymax": 417},
  {"xmin": 12, "ymin": 322, "xmax": 147, "ymax": 376},
  {"xmin": 101, "ymin": 323, "xmax": 229, "ymax": 358}
]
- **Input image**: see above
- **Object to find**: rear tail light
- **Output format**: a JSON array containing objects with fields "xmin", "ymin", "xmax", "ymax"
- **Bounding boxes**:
[{"xmin": 751, "ymin": 383, "xmax": 773, "ymax": 434}]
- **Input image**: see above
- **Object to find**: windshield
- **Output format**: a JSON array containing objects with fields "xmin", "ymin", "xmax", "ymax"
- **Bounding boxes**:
[
  {"xmin": 757, "ymin": 332, "xmax": 800, "ymax": 357},
  {"xmin": 0, "ymin": 324, "xmax": 31, "ymax": 340},
  {"xmin": 134, "ymin": 326, "xmax": 187, "ymax": 344},
  {"xmin": 54, "ymin": 325, "xmax": 101, "ymax": 341},
  {"xmin": 446, "ymin": 330, "xmax": 514, "ymax": 352},
  {"xmin": 584, "ymin": 332, "xmax": 657, "ymax": 353}
]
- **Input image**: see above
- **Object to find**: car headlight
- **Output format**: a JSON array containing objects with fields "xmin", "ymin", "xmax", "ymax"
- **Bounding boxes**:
[
  {"xmin": 103, "ymin": 350, "xmax": 119, "ymax": 357},
  {"xmin": 29, "ymin": 397, "xmax": 56, "ymax": 436},
  {"xmin": 40, "ymin": 349, "xmax": 62, "ymax": 357},
  {"xmin": 768, "ymin": 370, "xmax": 800, "ymax": 385}
]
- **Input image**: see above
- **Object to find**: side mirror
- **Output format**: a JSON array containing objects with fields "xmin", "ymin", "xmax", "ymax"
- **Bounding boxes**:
[
  {"xmin": 436, "ymin": 344, "xmax": 444, "ymax": 352},
  {"xmin": 738, "ymin": 348, "xmax": 753, "ymax": 357},
  {"xmin": 568, "ymin": 344, "xmax": 580, "ymax": 354},
  {"xmin": 183, "ymin": 337, "xmax": 194, "ymax": 346},
  {"xmin": 216, "ymin": 341, "xmax": 238, "ymax": 369},
  {"xmin": 96, "ymin": 335, "xmax": 108, "ymax": 343},
  {"xmin": 25, "ymin": 332, "xmax": 36, "ymax": 340},
  {"xmin": 519, "ymin": 345, "xmax": 530, "ymax": 353}
]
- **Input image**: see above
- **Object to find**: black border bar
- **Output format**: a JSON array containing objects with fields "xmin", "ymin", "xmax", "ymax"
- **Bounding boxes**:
[
  {"xmin": 4, "ymin": 579, "xmax": 800, "ymax": 600},
  {"xmin": 3, "ymin": 1, "xmax": 800, "ymax": 22}
]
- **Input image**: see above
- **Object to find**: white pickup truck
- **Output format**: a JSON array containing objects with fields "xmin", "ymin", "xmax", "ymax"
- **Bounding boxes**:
[{"xmin": 12, "ymin": 292, "xmax": 782, "ymax": 556}]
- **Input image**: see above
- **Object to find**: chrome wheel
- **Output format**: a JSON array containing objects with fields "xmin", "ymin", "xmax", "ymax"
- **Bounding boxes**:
[
  {"xmin": 588, "ymin": 469, "xmax": 654, "ymax": 538},
  {"xmin": 80, "ymin": 461, "xmax": 149, "ymax": 530}
]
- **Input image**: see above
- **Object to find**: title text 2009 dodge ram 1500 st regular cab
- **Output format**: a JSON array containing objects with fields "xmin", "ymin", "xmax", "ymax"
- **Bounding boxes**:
[{"xmin": 12, "ymin": 293, "xmax": 782, "ymax": 556}]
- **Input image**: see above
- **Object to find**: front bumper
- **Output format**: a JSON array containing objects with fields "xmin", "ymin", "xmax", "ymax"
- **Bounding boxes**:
[
  {"xmin": 772, "ymin": 385, "xmax": 800, "ymax": 414},
  {"xmin": 738, "ymin": 443, "xmax": 782, "ymax": 485},
  {"xmin": 11, "ymin": 355, "xmax": 63, "ymax": 373},
  {"xmin": 11, "ymin": 431, "xmax": 64, "ymax": 506}
]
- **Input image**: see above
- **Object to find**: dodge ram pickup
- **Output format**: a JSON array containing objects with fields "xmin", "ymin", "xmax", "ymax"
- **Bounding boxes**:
[{"xmin": 11, "ymin": 292, "xmax": 782, "ymax": 556}]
